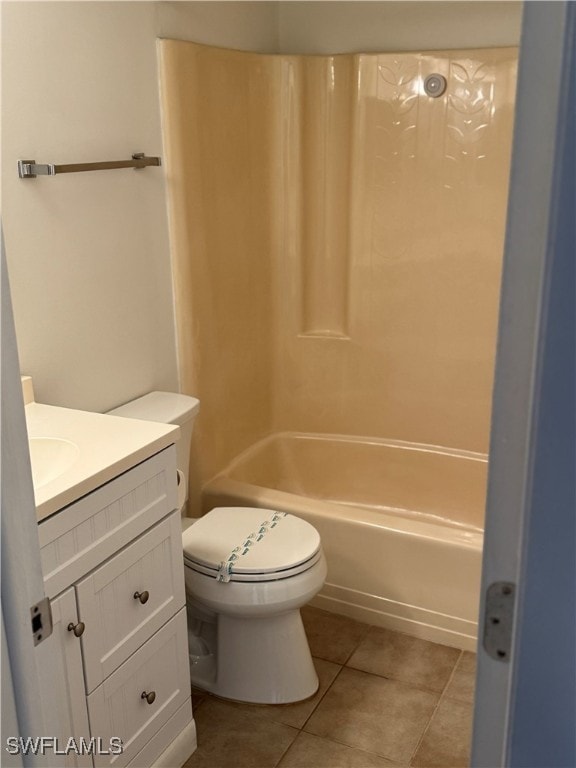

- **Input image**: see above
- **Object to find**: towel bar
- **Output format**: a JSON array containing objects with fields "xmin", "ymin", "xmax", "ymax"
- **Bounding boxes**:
[{"xmin": 18, "ymin": 153, "xmax": 161, "ymax": 179}]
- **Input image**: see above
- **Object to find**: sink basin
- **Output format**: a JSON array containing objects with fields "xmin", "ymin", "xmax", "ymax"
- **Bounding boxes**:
[{"xmin": 29, "ymin": 437, "xmax": 79, "ymax": 489}]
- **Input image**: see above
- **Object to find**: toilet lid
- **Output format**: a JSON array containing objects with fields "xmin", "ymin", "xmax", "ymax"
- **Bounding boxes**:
[{"xmin": 182, "ymin": 507, "xmax": 321, "ymax": 579}]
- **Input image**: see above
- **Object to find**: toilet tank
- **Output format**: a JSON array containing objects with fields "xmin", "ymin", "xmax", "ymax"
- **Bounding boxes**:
[{"xmin": 108, "ymin": 392, "xmax": 200, "ymax": 505}]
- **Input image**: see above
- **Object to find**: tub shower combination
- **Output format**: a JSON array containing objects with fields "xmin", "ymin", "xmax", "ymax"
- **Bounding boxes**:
[
  {"xmin": 159, "ymin": 41, "xmax": 518, "ymax": 650},
  {"xmin": 204, "ymin": 433, "xmax": 486, "ymax": 650}
]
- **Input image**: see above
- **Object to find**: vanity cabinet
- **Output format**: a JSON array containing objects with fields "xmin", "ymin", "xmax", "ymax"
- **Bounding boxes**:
[{"xmin": 37, "ymin": 445, "xmax": 194, "ymax": 768}]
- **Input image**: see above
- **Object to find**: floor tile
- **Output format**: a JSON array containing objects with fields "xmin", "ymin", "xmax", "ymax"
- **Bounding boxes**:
[
  {"xmin": 347, "ymin": 627, "xmax": 461, "ymax": 693},
  {"xmin": 278, "ymin": 732, "xmax": 402, "ymax": 768},
  {"xmin": 217, "ymin": 657, "xmax": 342, "ymax": 729},
  {"xmin": 301, "ymin": 606, "xmax": 370, "ymax": 664},
  {"xmin": 184, "ymin": 697, "xmax": 297, "ymax": 768},
  {"xmin": 411, "ymin": 697, "xmax": 473, "ymax": 767},
  {"xmin": 304, "ymin": 667, "xmax": 439, "ymax": 764},
  {"xmin": 444, "ymin": 652, "xmax": 476, "ymax": 704}
]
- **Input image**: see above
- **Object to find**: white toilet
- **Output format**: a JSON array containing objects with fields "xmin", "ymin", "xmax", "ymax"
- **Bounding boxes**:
[{"xmin": 108, "ymin": 392, "xmax": 326, "ymax": 704}]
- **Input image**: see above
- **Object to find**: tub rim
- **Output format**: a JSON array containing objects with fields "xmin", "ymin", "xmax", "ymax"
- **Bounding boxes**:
[
  {"xmin": 217, "ymin": 431, "xmax": 489, "ymax": 481},
  {"xmin": 204, "ymin": 476, "xmax": 483, "ymax": 551}
]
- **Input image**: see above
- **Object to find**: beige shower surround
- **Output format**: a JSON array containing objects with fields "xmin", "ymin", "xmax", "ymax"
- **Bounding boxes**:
[{"xmin": 159, "ymin": 41, "xmax": 517, "ymax": 502}]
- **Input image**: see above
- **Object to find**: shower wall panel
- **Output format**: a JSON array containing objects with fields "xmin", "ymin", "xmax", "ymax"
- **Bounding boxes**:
[
  {"xmin": 159, "ymin": 41, "xmax": 277, "ymax": 501},
  {"xmin": 159, "ymin": 42, "xmax": 517, "ymax": 490},
  {"xmin": 275, "ymin": 47, "xmax": 517, "ymax": 453}
]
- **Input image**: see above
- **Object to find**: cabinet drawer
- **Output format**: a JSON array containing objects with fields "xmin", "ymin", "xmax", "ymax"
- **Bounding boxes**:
[
  {"xmin": 87, "ymin": 609, "xmax": 190, "ymax": 768},
  {"xmin": 39, "ymin": 447, "xmax": 177, "ymax": 598},
  {"xmin": 77, "ymin": 512, "xmax": 186, "ymax": 693}
]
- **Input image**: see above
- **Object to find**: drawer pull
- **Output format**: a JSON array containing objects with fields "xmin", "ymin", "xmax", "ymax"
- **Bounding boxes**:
[
  {"xmin": 67, "ymin": 621, "xmax": 85, "ymax": 638},
  {"xmin": 141, "ymin": 690, "xmax": 156, "ymax": 705},
  {"xmin": 133, "ymin": 590, "xmax": 150, "ymax": 604}
]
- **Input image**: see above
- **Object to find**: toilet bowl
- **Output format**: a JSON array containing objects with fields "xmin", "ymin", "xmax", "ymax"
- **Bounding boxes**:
[
  {"xmin": 182, "ymin": 506, "xmax": 326, "ymax": 704},
  {"xmin": 108, "ymin": 392, "xmax": 326, "ymax": 704}
]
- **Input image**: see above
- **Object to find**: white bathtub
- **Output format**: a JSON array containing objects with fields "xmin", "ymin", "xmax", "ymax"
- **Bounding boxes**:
[{"xmin": 202, "ymin": 432, "xmax": 486, "ymax": 651}]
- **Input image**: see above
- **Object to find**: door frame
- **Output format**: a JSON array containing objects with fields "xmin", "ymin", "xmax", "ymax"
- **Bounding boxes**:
[
  {"xmin": 1, "ymin": 230, "xmax": 62, "ymax": 766},
  {"xmin": 471, "ymin": 3, "xmax": 575, "ymax": 765}
]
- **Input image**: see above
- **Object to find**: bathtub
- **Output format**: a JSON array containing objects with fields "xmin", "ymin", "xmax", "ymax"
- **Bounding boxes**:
[{"xmin": 202, "ymin": 432, "xmax": 486, "ymax": 651}]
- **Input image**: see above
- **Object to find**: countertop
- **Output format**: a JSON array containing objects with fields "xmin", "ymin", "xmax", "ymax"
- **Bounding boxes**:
[{"xmin": 26, "ymin": 402, "xmax": 179, "ymax": 522}]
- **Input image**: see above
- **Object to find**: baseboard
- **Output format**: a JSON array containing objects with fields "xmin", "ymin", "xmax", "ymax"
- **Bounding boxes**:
[
  {"xmin": 127, "ymin": 700, "xmax": 196, "ymax": 767},
  {"xmin": 152, "ymin": 720, "xmax": 196, "ymax": 768}
]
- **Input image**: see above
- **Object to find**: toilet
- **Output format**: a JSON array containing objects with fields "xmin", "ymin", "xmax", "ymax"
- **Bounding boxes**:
[{"xmin": 108, "ymin": 392, "xmax": 326, "ymax": 704}]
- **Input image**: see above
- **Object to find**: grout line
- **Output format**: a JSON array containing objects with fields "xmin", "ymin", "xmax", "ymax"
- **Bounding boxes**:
[
  {"xmin": 273, "ymin": 728, "xmax": 302, "ymax": 768},
  {"xmin": 342, "ymin": 621, "xmax": 372, "ymax": 666},
  {"xmin": 406, "ymin": 649, "xmax": 464, "ymax": 766},
  {"xmin": 299, "ymin": 662, "xmax": 345, "ymax": 731},
  {"xmin": 299, "ymin": 728, "xmax": 410, "ymax": 767}
]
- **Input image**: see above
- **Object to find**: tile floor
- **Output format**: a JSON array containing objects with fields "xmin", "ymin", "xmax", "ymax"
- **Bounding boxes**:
[{"xmin": 184, "ymin": 606, "xmax": 476, "ymax": 768}]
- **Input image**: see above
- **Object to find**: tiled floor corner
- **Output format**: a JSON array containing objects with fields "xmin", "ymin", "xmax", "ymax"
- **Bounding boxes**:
[{"xmin": 184, "ymin": 606, "xmax": 475, "ymax": 768}]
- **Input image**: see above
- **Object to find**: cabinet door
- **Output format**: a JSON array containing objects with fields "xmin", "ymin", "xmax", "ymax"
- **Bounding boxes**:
[
  {"xmin": 87, "ymin": 609, "xmax": 190, "ymax": 767},
  {"xmin": 36, "ymin": 588, "xmax": 92, "ymax": 767},
  {"xmin": 76, "ymin": 512, "xmax": 185, "ymax": 693}
]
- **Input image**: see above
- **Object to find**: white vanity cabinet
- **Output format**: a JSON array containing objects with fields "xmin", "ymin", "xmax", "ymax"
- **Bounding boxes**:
[{"xmin": 37, "ymin": 445, "xmax": 194, "ymax": 768}]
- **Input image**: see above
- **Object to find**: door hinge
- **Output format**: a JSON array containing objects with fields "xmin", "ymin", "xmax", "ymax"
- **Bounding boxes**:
[
  {"xmin": 31, "ymin": 597, "xmax": 53, "ymax": 646},
  {"xmin": 483, "ymin": 581, "xmax": 516, "ymax": 662}
]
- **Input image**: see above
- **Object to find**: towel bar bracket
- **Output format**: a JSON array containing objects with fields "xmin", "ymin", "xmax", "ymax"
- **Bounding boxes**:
[{"xmin": 18, "ymin": 160, "xmax": 53, "ymax": 178}]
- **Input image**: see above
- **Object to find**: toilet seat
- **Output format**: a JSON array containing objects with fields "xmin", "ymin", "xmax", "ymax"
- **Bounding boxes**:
[
  {"xmin": 182, "ymin": 507, "xmax": 321, "ymax": 583},
  {"xmin": 184, "ymin": 550, "xmax": 324, "ymax": 583}
]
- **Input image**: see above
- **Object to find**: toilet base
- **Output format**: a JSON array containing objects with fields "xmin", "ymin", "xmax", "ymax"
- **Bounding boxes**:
[{"xmin": 188, "ymin": 608, "xmax": 319, "ymax": 704}]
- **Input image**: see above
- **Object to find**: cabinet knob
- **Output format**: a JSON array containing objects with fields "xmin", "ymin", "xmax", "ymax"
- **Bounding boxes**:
[
  {"xmin": 67, "ymin": 621, "xmax": 85, "ymax": 638},
  {"xmin": 141, "ymin": 690, "xmax": 156, "ymax": 705},
  {"xmin": 133, "ymin": 590, "xmax": 149, "ymax": 604}
]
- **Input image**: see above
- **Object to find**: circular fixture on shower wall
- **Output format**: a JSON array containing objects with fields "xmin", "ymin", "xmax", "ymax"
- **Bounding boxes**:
[{"xmin": 423, "ymin": 74, "xmax": 447, "ymax": 98}]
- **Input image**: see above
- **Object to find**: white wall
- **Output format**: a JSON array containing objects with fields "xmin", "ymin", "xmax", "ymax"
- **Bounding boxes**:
[
  {"xmin": 278, "ymin": 1, "xmax": 522, "ymax": 54},
  {"xmin": 156, "ymin": 1, "xmax": 279, "ymax": 52},
  {"xmin": 1, "ymin": 1, "xmax": 278, "ymax": 414}
]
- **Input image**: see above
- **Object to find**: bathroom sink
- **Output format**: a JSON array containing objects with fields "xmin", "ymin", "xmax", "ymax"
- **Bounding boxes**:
[
  {"xmin": 28, "ymin": 437, "xmax": 79, "ymax": 490},
  {"xmin": 25, "ymin": 399, "xmax": 178, "ymax": 521}
]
